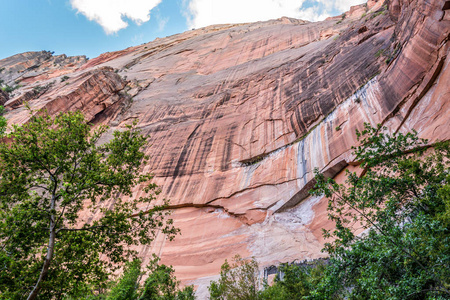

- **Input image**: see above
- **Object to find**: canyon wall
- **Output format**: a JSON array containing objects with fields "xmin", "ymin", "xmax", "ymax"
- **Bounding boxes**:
[{"xmin": 1, "ymin": 0, "xmax": 449, "ymax": 294}]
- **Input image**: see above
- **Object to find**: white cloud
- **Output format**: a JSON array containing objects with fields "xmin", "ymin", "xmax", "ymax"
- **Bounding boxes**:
[
  {"xmin": 71, "ymin": 0, "xmax": 162, "ymax": 34},
  {"xmin": 157, "ymin": 16, "xmax": 169, "ymax": 32},
  {"xmin": 295, "ymin": 6, "xmax": 332, "ymax": 22},
  {"xmin": 333, "ymin": 0, "xmax": 366, "ymax": 12},
  {"xmin": 185, "ymin": 0, "xmax": 366, "ymax": 29}
]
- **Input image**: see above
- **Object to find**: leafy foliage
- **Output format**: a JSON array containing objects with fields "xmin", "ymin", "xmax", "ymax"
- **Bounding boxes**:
[
  {"xmin": 140, "ymin": 255, "xmax": 194, "ymax": 300},
  {"xmin": 259, "ymin": 262, "xmax": 327, "ymax": 300},
  {"xmin": 309, "ymin": 124, "xmax": 450, "ymax": 299},
  {"xmin": 102, "ymin": 255, "xmax": 195, "ymax": 300},
  {"xmin": 0, "ymin": 106, "xmax": 5, "ymax": 136},
  {"xmin": 107, "ymin": 259, "xmax": 142, "ymax": 300},
  {"xmin": 176, "ymin": 286, "xmax": 196, "ymax": 300},
  {"xmin": 0, "ymin": 110, "xmax": 178, "ymax": 299},
  {"xmin": 208, "ymin": 255, "xmax": 261, "ymax": 300}
]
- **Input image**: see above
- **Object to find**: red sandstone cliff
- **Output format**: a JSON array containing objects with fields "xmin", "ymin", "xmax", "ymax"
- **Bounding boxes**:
[{"xmin": 1, "ymin": 0, "xmax": 449, "ymax": 294}]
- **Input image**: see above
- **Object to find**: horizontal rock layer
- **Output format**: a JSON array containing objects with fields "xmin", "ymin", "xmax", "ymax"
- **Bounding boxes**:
[{"xmin": 1, "ymin": 0, "xmax": 449, "ymax": 295}]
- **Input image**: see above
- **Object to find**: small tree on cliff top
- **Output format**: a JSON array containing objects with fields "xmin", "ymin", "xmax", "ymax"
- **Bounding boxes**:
[{"xmin": 0, "ymin": 110, "xmax": 178, "ymax": 300}]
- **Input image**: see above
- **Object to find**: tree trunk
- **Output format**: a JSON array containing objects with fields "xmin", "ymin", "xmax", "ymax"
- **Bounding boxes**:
[{"xmin": 27, "ymin": 202, "xmax": 56, "ymax": 300}]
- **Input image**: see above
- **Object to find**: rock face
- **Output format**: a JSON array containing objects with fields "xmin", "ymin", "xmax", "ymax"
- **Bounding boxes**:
[
  {"xmin": 1, "ymin": 0, "xmax": 449, "ymax": 294},
  {"xmin": 0, "ymin": 51, "xmax": 87, "ymax": 86},
  {"xmin": 0, "ymin": 90, "xmax": 8, "ymax": 106}
]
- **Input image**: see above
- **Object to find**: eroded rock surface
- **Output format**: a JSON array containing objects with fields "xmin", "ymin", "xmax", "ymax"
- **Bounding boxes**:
[
  {"xmin": 1, "ymin": 0, "xmax": 449, "ymax": 294},
  {"xmin": 0, "ymin": 90, "xmax": 8, "ymax": 106},
  {"xmin": 0, "ymin": 51, "xmax": 87, "ymax": 87}
]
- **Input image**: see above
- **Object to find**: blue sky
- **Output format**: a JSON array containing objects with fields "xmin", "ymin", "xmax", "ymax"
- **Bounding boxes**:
[{"xmin": 0, "ymin": 0, "xmax": 364, "ymax": 60}]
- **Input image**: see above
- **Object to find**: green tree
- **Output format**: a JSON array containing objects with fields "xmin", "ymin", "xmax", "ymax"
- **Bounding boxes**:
[
  {"xmin": 208, "ymin": 255, "xmax": 261, "ymax": 300},
  {"xmin": 107, "ymin": 259, "xmax": 142, "ymax": 300},
  {"xmin": 139, "ymin": 255, "xmax": 194, "ymax": 300},
  {"xmin": 259, "ymin": 262, "xmax": 326, "ymax": 300},
  {"xmin": 0, "ymin": 106, "xmax": 5, "ymax": 136},
  {"xmin": 0, "ymin": 111, "xmax": 178, "ymax": 300},
  {"xmin": 176, "ymin": 286, "xmax": 196, "ymax": 300},
  {"xmin": 71, "ymin": 255, "xmax": 195, "ymax": 300},
  {"xmin": 310, "ymin": 124, "xmax": 450, "ymax": 299}
]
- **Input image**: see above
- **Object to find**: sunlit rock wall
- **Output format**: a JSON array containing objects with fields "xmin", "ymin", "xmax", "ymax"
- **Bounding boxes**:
[{"xmin": 1, "ymin": 0, "xmax": 448, "ymax": 294}]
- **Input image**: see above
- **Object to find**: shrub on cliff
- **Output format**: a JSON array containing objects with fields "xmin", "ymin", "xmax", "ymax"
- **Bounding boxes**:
[
  {"xmin": 0, "ymin": 106, "xmax": 5, "ymax": 136},
  {"xmin": 0, "ymin": 110, "xmax": 179, "ymax": 300},
  {"xmin": 0, "ymin": 83, "xmax": 20, "ymax": 95}
]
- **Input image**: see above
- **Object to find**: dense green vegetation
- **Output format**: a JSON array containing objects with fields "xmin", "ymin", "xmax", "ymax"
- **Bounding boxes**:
[
  {"xmin": 209, "ymin": 124, "xmax": 450, "ymax": 299},
  {"xmin": 260, "ymin": 262, "xmax": 327, "ymax": 300},
  {"xmin": 0, "ymin": 110, "xmax": 178, "ymax": 299},
  {"xmin": 63, "ymin": 256, "xmax": 194, "ymax": 300},
  {"xmin": 100, "ymin": 256, "xmax": 194, "ymax": 300}
]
